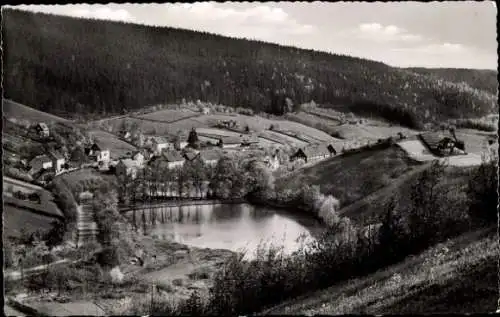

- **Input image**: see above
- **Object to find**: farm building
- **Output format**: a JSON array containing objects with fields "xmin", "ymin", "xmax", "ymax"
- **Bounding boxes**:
[
  {"xmin": 131, "ymin": 151, "xmax": 147, "ymax": 167},
  {"xmin": 86, "ymin": 142, "xmax": 111, "ymax": 163},
  {"xmin": 34, "ymin": 122, "xmax": 50, "ymax": 137},
  {"xmin": 147, "ymin": 136, "xmax": 172, "ymax": 155},
  {"xmin": 115, "ymin": 159, "xmax": 141, "ymax": 179},
  {"xmin": 47, "ymin": 150, "xmax": 66, "ymax": 174},
  {"xmin": 199, "ymin": 149, "xmax": 222, "ymax": 167},
  {"xmin": 28, "ymin": 154, "xmax": 53, "ymax": 175},
  {"xmin": 418, "ymin": 131, "xmax": 465, "ymax": 157},
  {"xmin": 218, "ymin": 136, "xmax": 242, "ymax": 149},
  {"xmin": 149, "ymin": 150, "xmax": 185, "ymax": 170},
  {"xmin": 241, "ymin": 135, "xmax": 260, "ymax": 147},
  {"xmin": 264, "ymin": 154, "xmax": 280, "ymax": 171},
  {"xmin": 176, "ymin": 132, "xmax": 189, "ymax": 150},
  {"xmin": 290, "ymin": 143, "xmax": 337, "ymax": 163}
]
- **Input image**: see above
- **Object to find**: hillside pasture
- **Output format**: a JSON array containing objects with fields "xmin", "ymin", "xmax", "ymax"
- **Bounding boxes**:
[
  {"xmin": 265, "ymin": 130, "xmax": 309, "ymax": 147},
  {"xmin": 88, "ymin": 130, "xmax": 137, "ymax": 159},
  {"xmin": 2, "ymin": 99, "xmax": 71, "ymax": 123},
  {"xmin": 3, "ymin": 204, "xmax": 59, "ymax": 239},
  {"xmin": 277, "ymin": 146, "xmax": 416, "ymax": 209}
]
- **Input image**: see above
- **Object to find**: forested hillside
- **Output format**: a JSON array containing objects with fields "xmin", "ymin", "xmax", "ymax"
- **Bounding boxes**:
[
  {"xmin": 406, "ymin": 68, "xmax": 498, "ymax": 96},
  {"xmin": 3, "ymin": 9, "xmax": 497, "ymax": 128}
]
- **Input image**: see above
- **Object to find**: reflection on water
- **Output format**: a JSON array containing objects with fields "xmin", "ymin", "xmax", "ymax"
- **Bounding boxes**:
[{"xmin": 125, "ymin": 203, "xmax": 315, "ymax": 258}]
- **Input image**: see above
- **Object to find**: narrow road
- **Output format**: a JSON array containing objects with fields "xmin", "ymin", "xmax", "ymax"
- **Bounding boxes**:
[{"xmin": 5, "ymin": 259, "xmax": 71, "ymax": 281}]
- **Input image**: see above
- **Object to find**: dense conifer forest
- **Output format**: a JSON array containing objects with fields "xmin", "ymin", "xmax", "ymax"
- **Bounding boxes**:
[{"xmin": 2, "ymin": 9, "xmax": 497, "ymax": 128}]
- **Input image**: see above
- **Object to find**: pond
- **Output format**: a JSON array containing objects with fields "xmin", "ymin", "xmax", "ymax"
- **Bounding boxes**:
[{"xmin": 125, "ymin": 203, "xmax": 320, "ymax": 258}]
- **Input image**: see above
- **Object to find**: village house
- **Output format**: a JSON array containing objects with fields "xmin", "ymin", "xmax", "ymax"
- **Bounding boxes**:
[
  {"xmin": 201, "ymin": 107, "xmax": 211, "ymax": 115},
  {"xmin": 241, "ymin": 135, "xmax": 260, "ymax": 147},
  {"xmin": 115, "ymin": 159, "xmax": 140, "ymax": 179},
  {"xmin": 147, "ymin": 136, "xmax": 172, "ymax": 155},
  {"xmin": 28, "ymin": 154, "xmax": 53, "ymax": 175},
  {"xmin": 418, "ymin": 131, "xmax": 465, "ymax": 157},
  {"xmin": 200, "ymin": 149, "xmax": 222, "ymax": 167},
  {"xmin": 34, "ymin": 123, "xmax": 50, "ymax": 138},
  {"xmin": 290, "ymin": 143, "xmax": 337, "ymax": 163},
  {"xmin": 131, "ymin": 150, "xmax": 146, "ymax": 167},
  {"xmin": 176, "ymin": 132, "xmax": 189, "ymax": 150},
  {"xmin": 264, "ymin": 153, "xmax": 280, "ymax": 171},
  {"xmin": 47, "ymin": 150, "xmax": 66, "ymax": 174},
  {"xmin": 218, "ymin": 136, "xmax": 241, "ymax": 149},
  {"xmin": 86, "ymin": 142, "xmax": 111, "ymax": 163},
  {"xmin": 149, "ymin": 150, "xmax": 185, "ymax": 170}
]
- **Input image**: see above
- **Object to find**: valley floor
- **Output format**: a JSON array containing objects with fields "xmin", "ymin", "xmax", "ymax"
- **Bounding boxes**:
[{"xmin": 261, "ymin": 227, "xmax": 498, "ymax": 315}]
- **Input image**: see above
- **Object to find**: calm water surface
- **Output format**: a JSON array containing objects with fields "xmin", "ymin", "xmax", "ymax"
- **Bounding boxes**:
[{"xmin": 125, "ymin": 203, "xmax": 318, "ymax": 258}]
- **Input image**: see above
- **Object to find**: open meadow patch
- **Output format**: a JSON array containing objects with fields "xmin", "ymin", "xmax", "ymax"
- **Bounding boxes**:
[
  {"xmin": 3, "ymin": 204, "xmax": 59, "ymax": 239},
  {"xmin": 277, "ymin": 146, "xmax": 415, "ymax": 209},
  {"xmin": 88, "ymin": 130, "xmax": 137, "ymax": 159}
]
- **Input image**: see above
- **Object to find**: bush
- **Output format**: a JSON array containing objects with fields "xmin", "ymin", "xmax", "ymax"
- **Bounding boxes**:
[{"xmin": 467, "ymin": 153, "xmax": 498, "ymax": 224}]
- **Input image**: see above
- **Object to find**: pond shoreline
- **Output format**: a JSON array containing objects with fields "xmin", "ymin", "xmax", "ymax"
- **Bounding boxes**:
[{"xmin": 119, "ymin": 198, "xmax": 246, "ymax": 212}]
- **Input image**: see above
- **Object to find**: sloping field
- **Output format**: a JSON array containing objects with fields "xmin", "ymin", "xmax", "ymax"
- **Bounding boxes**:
[
  {"xmin": 136, "ymin": 109, "xmax": 198, "ymax": 122},
  {"xmin": 56, "ymin": 168, "xmax": 115, "ymax": 193},
  {"xmin": 2, "ymin": 99, "xmax": 70, "ymax": 123},
  {"xmin": 330, "ymin": 123, "xmax": 418, "ymax": 141},
  {"xmin": 88, "ymin": 130, "xmax": 137, "ymax": 159},
  {"xmin": 277, "ymin": 146, "xmax": 417, "ymax": 209},
  {"xmin": 196, "ymin": 128, "xmax": 242, "ymax": 137},
  {"xmin": 339, "ymin": 164, "xmax": 475, "ymax": 225},
  {"xmin": 266, "ymin": 130, "xmax": 309, "ymax": 147},
  {"xmin": 3, "ymin": 204, "xmax": 59, "ymax": 239},
  {"xmin": 263, "ymin": 227, "xmax": 497, "ymax": 315}
]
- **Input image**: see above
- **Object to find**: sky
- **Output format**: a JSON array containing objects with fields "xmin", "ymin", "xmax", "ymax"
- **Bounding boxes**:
[{"xmin": 11, "ymin": 1, "xmax": 498, "ymax": 70}]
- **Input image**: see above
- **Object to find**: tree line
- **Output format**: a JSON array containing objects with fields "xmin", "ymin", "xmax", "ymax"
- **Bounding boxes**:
[{"xmin": 3, "ymin": 9, "xmax": 497, "ymax": 129}]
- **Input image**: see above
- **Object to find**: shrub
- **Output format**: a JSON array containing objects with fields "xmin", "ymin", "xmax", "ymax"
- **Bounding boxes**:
[{"xmin": 467, "ymin": 152, "xmax": 498, "ymax": 224}]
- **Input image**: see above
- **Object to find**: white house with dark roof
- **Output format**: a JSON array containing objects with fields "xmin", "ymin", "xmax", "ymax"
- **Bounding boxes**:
[
  {"xmin": 131, "ymin": 151, "xmax": 146, "ymax": 167},
  {"xmin": 34, "ymin": 123, "xmax": 50, "ymax": 138},
  {"xmin": 115, "ymin": 159, "xmax": 140, "ymax": 179},
  {"xmin": 218, "ymin": 136, "xmax": 242, "ymax": 149},
  {"xmin": 290, "ymin": 143, "xmax": 337, "ymax": 163},
  {"xmin": 200, "ymin": 149, "xmax": 222, "ymax": 167},
  {"xmin": 47, "ymin": 150, "xmax": 66, "ymax": 174},
  {"xmin": 28, "ymin": 154, "xmax": 53, "ymax": 175},
  {"xmin": 147, "ymin": 136, "xmax": 172, "ymax": 155}
]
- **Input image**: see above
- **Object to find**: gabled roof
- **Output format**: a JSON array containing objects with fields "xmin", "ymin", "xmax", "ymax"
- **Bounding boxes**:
[
  {"xmin": 241, "ymin": 135, "xmax": 259, "ymax": 144},
  {"xmin": 48, "ymin": 150, "xmax": 65, "ymax": 160},
  {"xmin": 184, "ymin": 151, "xmax": 200, "ymax": 161},
  {"xmin": 200, "ymin": 149, "xmax": 223, "ymax": 161},
  {"xmin": 220, "ymin": 136, "xmax": 241, "ymax": 145},
  {"xmin": 419, "ymin": 132, "xmax": 450, "ymax": 150},
  {"xmin": 149, "ymin": 136, "xmax": 170, "ymax": 144},
  {"xmin": 118, "ymin": 158, "xmax": 140, "ymax": 169},
  {"xmin": 131, "ymin": 150, "xmax": 144, "ymax": 158},
  {"xmin": 37, "ymin": 123, "xmax": 49, "ymax": 130},
  {"xmin": 29, "ymin": 154, "xmax": 52, "ymax": 166},
  {"xmin": 302, "ymin": 143, "xmax": 333, "ymax": 158},
  {"xmin": 162, "ymin": 150, "xmax": 184, "ymax": 162}
]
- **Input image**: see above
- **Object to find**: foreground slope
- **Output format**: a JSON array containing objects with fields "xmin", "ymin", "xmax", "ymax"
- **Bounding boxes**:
[
  {"xmin": 262, "ymin": 227, "xmax": 497, "ymax": 315},
  {"xmin": 2, "ymin": 9, "xmax": 497, "ymax": 127}
]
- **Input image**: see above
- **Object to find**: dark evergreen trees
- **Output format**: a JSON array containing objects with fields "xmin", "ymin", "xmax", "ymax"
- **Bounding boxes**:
[{"xmin": 2, "ymin": 8, "xmax": 497, "ymax": 128}]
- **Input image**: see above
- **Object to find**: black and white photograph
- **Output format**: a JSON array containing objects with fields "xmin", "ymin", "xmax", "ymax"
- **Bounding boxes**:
[{"xmin": 2, "ymin": 1, "xmax": 498, "ymax": 315}]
